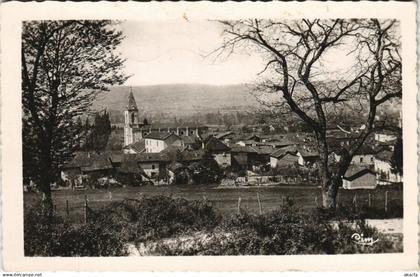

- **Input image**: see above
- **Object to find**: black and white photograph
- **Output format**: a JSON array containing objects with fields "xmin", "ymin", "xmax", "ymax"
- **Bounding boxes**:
[{"xmin": 1, "ymin": 1, "xmax": 418, "ymax": 272}]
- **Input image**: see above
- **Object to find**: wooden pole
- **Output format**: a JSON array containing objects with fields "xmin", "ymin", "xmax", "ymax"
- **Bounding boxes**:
[
  {"xmin": 385, "ymin": 190, "xmax": 388, "ymax": 213},
  {"xmin": 237, "ymin": 197, "xmax": 241, "ymax": 214},
  {"xmin": 257, "ymin": 192, "xmax": 262, "ymax": 215},
  {"xmin": 66, "ymin": 200, "xmax": 69, "ymax": 216},
  {"xmin": 84, "ymin": 194, "xmax": 88, "ymax": 224}
]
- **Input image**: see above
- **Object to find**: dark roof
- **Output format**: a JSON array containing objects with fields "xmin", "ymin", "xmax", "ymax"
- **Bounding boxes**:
[
  {"xmin": 124, "ymin": 139, "xmax": 146, "ymax": 153},
  {"xmin": 62, "ymin": 152, "xmax": 92, "ymax": 168},
  {"xmin": 231, "ymin": 145, "xmax": 258, "ymax": 153},
  {"xmin": 145, "ymin": 132, "xmax": 179, "ymax": 141},
  {"xmin": 215, "ymin": 131, "xmax": 235, "ymax": 140},
  {"xmin": 204, "ymin": 136, "xmax": 230, "ymax": 152},
  {"xmin": 270, "ymin": 146, "xmax": 298, "ymax": 158},
  {"xmin": 135, "ymin": 152, "xmax": 170, "ymax": 163},
  {"xmin": 180, "ymin": 135, "xmax": 198, "ymax": 144},
  {"xmin": 252, "ymin": 146, "xmax": 275, "ymax": 155},
  {"xmin": 181, "ymin": 149, "xmax": 206, "ymax": 161},
  {"xmin": 375, "ymin": 150, "xmax": 393, "ymax": 162},
  {"xmin": 63, "ymin": 152, "xmax": 113, "ymax": 171},
  {"xmin": 127, "ymin": 91, "xmax": 138, "ymax": 111},
  {"xmin": 80, "ymin": 153, "xmax": 113, "ymax": 172},
  {"xmin": 245, "ymin": 134, "xmax": 261, "ymax": 140},
  {"xmin": 119, "ymin": 157, "xmax": 146, "ymax": 174},
  {"xmin": 355, "ymin": 145, "xmax": 377, "ymax": 155},
  {"xmin": 139, "ymin": 123, "xmax": 207, "ymax": 130},
  {"xmin": 344, "ymin": 166, "xmax": 375, "ymax": 181},
  {"xmin": 297, "ymin": 148, "xmax": 319, "ymax": 158}
]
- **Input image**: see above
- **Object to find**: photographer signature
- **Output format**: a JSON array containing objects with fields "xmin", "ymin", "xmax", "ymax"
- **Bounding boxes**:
[{"xmin": 351, "ymin": 233, "xmax": 379, "ymax": 246}]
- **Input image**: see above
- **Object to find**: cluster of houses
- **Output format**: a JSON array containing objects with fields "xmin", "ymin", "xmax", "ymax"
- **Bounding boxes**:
[{"xmin": 60, "ymin": 92, "xmax": 402, "ymax": 190}]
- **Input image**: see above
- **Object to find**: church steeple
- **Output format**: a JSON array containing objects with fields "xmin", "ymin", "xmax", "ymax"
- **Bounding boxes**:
[
  {"xmin": 127, "ymin": 88, "xmax": 138, "ymax": 111},
  {"xmin": 124, "ymin": 87, "xmax": 139, "ymax": 146}
]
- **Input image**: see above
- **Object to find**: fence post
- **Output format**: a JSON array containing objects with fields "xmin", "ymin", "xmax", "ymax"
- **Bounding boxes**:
[
  {"xmin": 257, "ymin": 193, "xmax": 262, "ymax": 215},
  {"xmin": 66, "ymin": 200, "xmax": 69, "ymax": 216},
  {"xmin": 237, "ymin": 197, "xmax": 241, "ymax": 214},
  {"xmin": 385, "ymin": 190, "xmax": 388, "ymax": 213},
  {"xmin": 368, "ymin": 193, "xmax": 371, "ymax": 207},
  {"xmin": 84, "ymin": 194, "xmax": 88, "ymax": 224}
]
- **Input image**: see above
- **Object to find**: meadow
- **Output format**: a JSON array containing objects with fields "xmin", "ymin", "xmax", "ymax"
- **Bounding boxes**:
[{"xmin": 24, "ymin": 184, "xmax": 403, "ymax": 224}]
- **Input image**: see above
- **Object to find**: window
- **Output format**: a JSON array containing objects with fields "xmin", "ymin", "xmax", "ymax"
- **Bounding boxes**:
[
  {"xmin": 152, "ymin": 165, "xmax": 155, "ymax": 170},
  {"xmin": 371, "ymin": 157, "xmax": 374, "ymax": 162},
  {"xmin": 131, "ymin": 113, "xmax": 135, "ymax": 124},
  {"xmin": 360, "ymin": 157, "xmax": 363, "ymax": 163}
]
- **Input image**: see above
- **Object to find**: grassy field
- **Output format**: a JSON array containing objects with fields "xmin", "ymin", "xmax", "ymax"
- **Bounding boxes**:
[{"xmin": 24, "ymin": 184, "xmax": 403, "ymax": 223}]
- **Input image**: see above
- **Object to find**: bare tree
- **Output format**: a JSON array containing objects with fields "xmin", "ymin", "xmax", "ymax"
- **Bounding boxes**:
[
  {"xmin": 216, "ymin": 19, "xmax": 401, "ymax": 208},
  {"xmin": 22, "ymin": 20, "xmax": 128, "ymax": 214}
]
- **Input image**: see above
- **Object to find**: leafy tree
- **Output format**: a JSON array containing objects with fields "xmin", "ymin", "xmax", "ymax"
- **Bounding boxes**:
[
  {"xmin": 391, "ymin": 136, "xmax": 403, "ymax": 175},
  {"xmin": 217, "ymin": 19, "xmax": 401, "ymax": 208},
  {"xmin": 87, "ymin": 110, "xmax": 112, "ymax": 152},
  {"xmin": 22, "ymin": 20, "xmax": 128, "ymax": 214}
]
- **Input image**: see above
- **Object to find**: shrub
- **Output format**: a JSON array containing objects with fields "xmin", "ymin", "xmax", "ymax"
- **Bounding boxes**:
[
  {"xmin": 92, "ymin": 196, "xmax": 221, "ymax": 244},
  {"xmin": 24, "ymin": 203, "xmax": 129, "ymax": 256},
  {"xmin": 149, "ymin": 200, "xmax": 403, "ymax": 256}
]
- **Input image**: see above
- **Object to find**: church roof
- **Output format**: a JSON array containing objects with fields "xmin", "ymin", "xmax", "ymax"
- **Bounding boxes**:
[{"xmin": 127, "ymin": 91, "xmax": 138, "ymax": 111}]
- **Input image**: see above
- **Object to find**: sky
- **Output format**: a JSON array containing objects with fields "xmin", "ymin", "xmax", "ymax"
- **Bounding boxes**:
[
  {"xmin": 117, "ymin": 20, "xmax": 363, "ymax": 86},
  {"xmin": 118, "ymin": 20, "xmax": 266, "ymax": 86}
]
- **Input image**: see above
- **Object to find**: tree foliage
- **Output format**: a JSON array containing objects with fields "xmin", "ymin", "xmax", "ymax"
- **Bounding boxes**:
[
  {"xmin": 22, "ymin": 20, "xmax": 128, "ymax": 212},
  {"xmin": 391, "ymin": 136, "xmax": 403, "ymax": 175},
  {"xmin": 83, "ymin": 110, "xmax": 112, "ymax": 152},
  {"xmin": 217, "ymin": 19, "xmax": 401, "ymax": 208}
]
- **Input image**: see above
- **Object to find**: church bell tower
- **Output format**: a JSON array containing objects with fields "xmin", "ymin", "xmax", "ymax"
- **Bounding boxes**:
[{"xmin": 124, "ymin": 88, "xmax": 139, "ymax": 146}]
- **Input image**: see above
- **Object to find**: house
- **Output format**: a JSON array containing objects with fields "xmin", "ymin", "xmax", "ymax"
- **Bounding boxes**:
[
  {"xmin": 351, "ymin": 145, "xmax": 376, "ymax": 166},
  {"xmin": 204, "ymin": 136, "xmax": 231, "ymax": 168},
  {"xmin": 144, "ymin": 132, "xmax": 182, "ymax": 153},
  {"xmin": 251, "ymin": 146, "xmax": 274, "ymax": 168},
  {"xmin": 342, "ymin": 166, "xmax": 376, "ymax": 189},
  {"xmin": 296, "ymin": 148, "xmax": 319, "ymax": 167},
  {"xmin": 117, "ymin": 155, "xmax": 148, "ymax": 185},
  {"xmin": 374, "ymin": 150, "xmax": 402, "ymax": 185},
  {"xmin": 230, "ymin": 145, "xmax": 257, "ymax": 170},
  {"xmin": 61, "ymin": 152, "xmax": 114, "ymax": 187},
  {"xmin": 135, "ymin": 152, "xmax": 170, "ymax": 179},
  {"xmin": 123, "ymin": 139, "xmax": 146, "ymax": 154},
  {"xmin": 180, "ymin": 135, "xmax": 202, "ymax": 150},
  {"xmin": 375, "ymin": 131, "xmax": 397, "ymax": 143},
  {"xmin": 270, "ymin": 150, "xmax": 299, "ymax": 168}
]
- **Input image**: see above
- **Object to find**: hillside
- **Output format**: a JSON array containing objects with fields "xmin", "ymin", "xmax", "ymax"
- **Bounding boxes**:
[{"xmin": 92, "ymin": 84, "xmax": 260, "ymax": 119}]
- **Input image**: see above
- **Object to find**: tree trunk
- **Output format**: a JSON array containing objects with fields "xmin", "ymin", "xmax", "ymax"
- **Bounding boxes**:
[
  {"xmin": 41, "ymin": 187, "xmax": 53, "ymax": 217},
  {"xmin": 321, "ymin": 175, "xmax": 341, "ymax": 209}
]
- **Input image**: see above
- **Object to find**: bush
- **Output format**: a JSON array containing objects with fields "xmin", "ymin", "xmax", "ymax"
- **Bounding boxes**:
[
  {"xmin": 24, "ymin": 196, "xmax": 402, "ymax": 256},
  {"xmin": 92, "ymin": 196, "xmax": 221, "ymax": 244},
  {"xmin": 24, "ymin": 203, "xmax": 129, "ymax": 256},
  {"xmin": 149, "ymin": 201, "xmax": 403, "ymax": 256}
]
